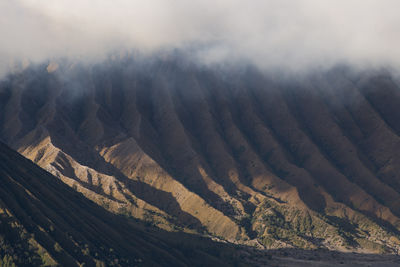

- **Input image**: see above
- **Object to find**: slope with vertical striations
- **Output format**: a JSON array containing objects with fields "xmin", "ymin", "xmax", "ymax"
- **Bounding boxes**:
[
  {"xmin": 1, "ymin": 59, "xmax": 400, "ymax": 253},
  {"xmin": 0, "ymin": 141, "xmax": 260, "ymax": 266}
]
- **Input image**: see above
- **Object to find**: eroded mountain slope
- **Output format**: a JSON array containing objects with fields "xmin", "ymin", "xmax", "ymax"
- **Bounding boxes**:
[
  {"xmin": 1, "ymin": 60, "xmax": 400, "ymax": 253},
  {"xmin": 0, "ymin": 141, "xmax": 259, "ymax": 266}
]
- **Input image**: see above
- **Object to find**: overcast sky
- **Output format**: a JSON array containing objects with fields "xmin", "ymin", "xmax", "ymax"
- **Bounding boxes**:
[{"xmin": 1, "ymin": 0, "xmax": 400, "ymax": 74}]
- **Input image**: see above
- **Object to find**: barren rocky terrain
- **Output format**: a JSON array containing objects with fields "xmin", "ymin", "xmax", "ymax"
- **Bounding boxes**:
[
  {"xmin": 0, "ymin": 141, "xmax": 254, "ymax": 266},
  {"xmin": 1, "ymin": 58, "xmax": 400, "ymax": 265}
]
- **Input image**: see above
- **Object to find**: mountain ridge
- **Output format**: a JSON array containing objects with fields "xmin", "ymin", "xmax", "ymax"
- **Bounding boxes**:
[
  {"xmin": 1, "ymin": 59, "xmax": 400, "ymax": 253},
  {"xmin": 0, "ymin": 140, "xmax": 258, "ymax": 266}
]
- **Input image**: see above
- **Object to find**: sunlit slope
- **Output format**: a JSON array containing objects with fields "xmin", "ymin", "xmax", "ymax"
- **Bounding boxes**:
[
  {"xmin": 0, "ymin": 141, "xmax": 255, "ymax": 266},
  {"xmin": 1, "ymin": 60, "xmax": 400, "ymax": 252}
]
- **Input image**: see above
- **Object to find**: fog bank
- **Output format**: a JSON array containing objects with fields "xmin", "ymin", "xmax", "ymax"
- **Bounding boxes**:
[{"xmin": 1, "ymin": 0, "xmax": 400, "ymax": 75}]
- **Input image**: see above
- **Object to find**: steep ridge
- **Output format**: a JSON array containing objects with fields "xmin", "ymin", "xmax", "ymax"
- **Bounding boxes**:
[
  {"xmin": 0, "ymin": 141, "xmax": 259, "ymax": 266},
  {"xmin": 1, "ymin": 59, "xmax": 400, "ymax": 253}
]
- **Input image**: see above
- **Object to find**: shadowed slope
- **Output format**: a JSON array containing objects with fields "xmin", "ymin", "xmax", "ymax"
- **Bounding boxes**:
[
  {"xmin": 1, "ymin": 60, "xmax": 400, "ymax": 253},
  {"xmin": 0, "ymin": 141, "xmax": 253, "ymax": 266}
]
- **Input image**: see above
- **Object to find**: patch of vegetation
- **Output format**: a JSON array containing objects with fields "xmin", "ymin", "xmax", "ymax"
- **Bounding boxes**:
[
  {"xmin": 0, "ymin": 219, "xmax": 48, "ymax": 266},
  {"xmin": 356, "ymin": 238, "xmax": 387, "ymax": 253},
  {"xmin": 239, "ymin": 214, "xmax": 257, "ymax": 239},
  {"xmin": 0, "ymin": 255, "xmax": 16, "ymax": 267}
]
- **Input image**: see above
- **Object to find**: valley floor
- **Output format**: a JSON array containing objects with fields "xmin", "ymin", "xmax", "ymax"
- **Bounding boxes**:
[{"xmin": 240, "ymin": 248, "xmax": 400, "ymax": 267}]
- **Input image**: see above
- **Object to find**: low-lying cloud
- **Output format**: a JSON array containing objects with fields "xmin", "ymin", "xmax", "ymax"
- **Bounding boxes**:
[{"xmin": 1, "ymin": 0, "xmax": 400, "ymax": 75}]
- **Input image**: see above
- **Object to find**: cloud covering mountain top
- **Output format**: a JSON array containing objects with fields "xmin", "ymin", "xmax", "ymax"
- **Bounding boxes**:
[{"xmin": 1, "ymin": 0, "xmax": 400, "ymax": 74}]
